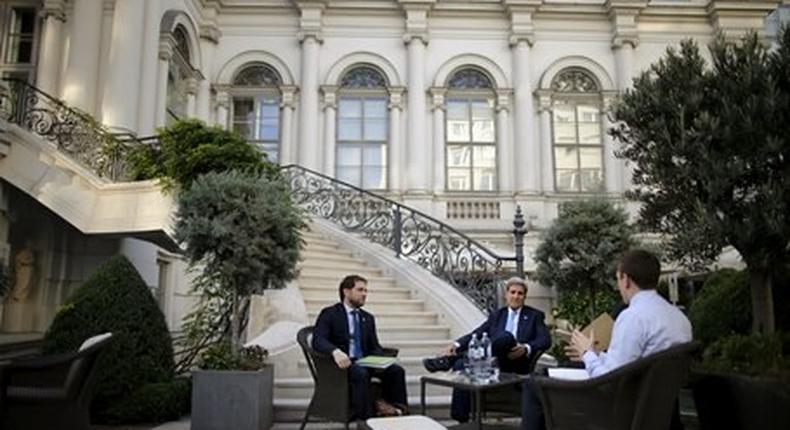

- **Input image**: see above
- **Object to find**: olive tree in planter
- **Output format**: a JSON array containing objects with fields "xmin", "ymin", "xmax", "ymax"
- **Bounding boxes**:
[{"xmin": 174, "ymin": 169, "xmax": 305, "ymax": 430}]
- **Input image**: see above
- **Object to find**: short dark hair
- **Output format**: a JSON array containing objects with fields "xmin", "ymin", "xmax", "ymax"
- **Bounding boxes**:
[
  {"xmin": 618, "ymin": 249, "xmax": 660, "ymax": 290},
  {"xmin": 338, "ymin": 274, "xmax": 368, "ymax": 301}
]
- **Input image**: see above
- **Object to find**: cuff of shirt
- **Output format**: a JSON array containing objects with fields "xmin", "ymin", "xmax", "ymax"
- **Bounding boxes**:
[
  {"xmin": 520, "ymin": 343, "xmax": 531, "ymax": 356},
  {"xmin": 582, "ymin": 349, "xmax": 598, "ymax": 364}
]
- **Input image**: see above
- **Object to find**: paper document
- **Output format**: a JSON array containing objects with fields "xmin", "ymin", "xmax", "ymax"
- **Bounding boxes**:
[
  {"xmin": 582, "ymin": 313, "xmax": 614, "ymax": 351},
  {"xmin": 356, "ymin": 355, "xmax": 398, "ymax": 369},
  {"xmin": 547, "ymin": 368, "xmax": 590, "ymax": 381}
]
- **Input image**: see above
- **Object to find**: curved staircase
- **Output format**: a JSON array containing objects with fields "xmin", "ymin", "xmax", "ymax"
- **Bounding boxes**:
[{"xmin": 272, "ymin": 228, "xmax": 456, "ymax": 426}]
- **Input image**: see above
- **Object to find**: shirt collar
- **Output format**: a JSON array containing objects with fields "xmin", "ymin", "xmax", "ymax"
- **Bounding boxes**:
[
  {"xmin": 508, "ymin": 307, "xmax": 522, "ymax": 318},
  {"xmin": 343, "ymin": 303, "xmax": 357, "ymax": 314},
  {"xmin": 629, "ymin": 289, "xmax": 658, "ymax": 307}
]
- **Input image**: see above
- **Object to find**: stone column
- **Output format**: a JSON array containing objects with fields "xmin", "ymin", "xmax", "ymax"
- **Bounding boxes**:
[
  {"xmin": 136, "ymin": 0, "xmax": 162, "ymax": 135},
  {"xmin": 185, "ymin": 77, "xmax": 198, "ymax": 118},
  {"xmin": 613, "ymin": 40, "xmax": 636, "ymax": 91},
  {"xmin": 298, "ymin": 33, "xmax": 321, "ymax": 170},
  {"xmin": 101, "ymin": 0, "xmax": 145, "ymax": 132},
  {"xmin": 536, "ymin": 90, "xmax": 554, "ymax": 193},
  {"xmin": 215, "ymin": 90, "xmax": 229, "ymax": 130},
  {"xmin": 405, "ymin": 34, "xmax": 429, "ymax": 193},
  {"xmin": 388, "ymin": 87, "xmax": 405, "ymax": 192},
  {"xmin": 196, "ymin": 23, "xmax": 221, "ymax": 123},
  {"xmin": 429, "ymin": 88, "xmax": 446, "ymax": 193},
  {"xmin": 496, "ymin": 89, "xmax": 514, "ymax": 193},
  {"xmin": 154, "ymin": 35, "xmax": 174, "ymax": 128},
  {"xmin": 321, "ymin": 86, "xmax": 337, "ymax": 176},
  {"xmin": 602, "ymin": 91, "xmax": 623, "ymax": 193},
  {"xmin": 279, "ymin": 86, "xmax": 298, "ymax": 165},
  {"xmin": 36, "ymin": 0, "xmax": 66, "ymax": 95},
  {"xmin": 61, "ymin": 0, "xmax": 103, "ymax": 114}
]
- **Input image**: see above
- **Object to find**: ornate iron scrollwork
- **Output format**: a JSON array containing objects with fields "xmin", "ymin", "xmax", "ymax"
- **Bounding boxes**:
[
  {"xmin": 282, "ymin": 165, "xmax": 517, "ymax": 312},
  {"xmin": 0, "ymin": 78, "xmax": 154, "ymax": 181}
]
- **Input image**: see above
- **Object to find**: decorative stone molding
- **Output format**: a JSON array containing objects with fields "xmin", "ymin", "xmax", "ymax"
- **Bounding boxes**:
[
  {"xmin": 185, "ymin": 77, "xmax": 199, "ymax": 96},
  {"xmin": 296, "ymin": 1, "xmax": 326, "ymax": 43},
  {"xmin": 158, "ymin": 34, "xmax": 175, "ymax": 61},
  {"xmin": 601, "ymin": 90, "xmax": 619, "ymax": 112},
  {"xmin": 707, "ymin": 0, "xmax": 780, "ymax": 42},
  {"xmin": 320, "ymin": 85, "xmax": 337, "ymax": 110},
  {"xmin": 324, "ymin": 52, "xmax": 402, "ymax": 86},
  {"xmin": 388, "ymin": 87, "xmax": 406, "ymax": 111},
  {"xmin": 535, "ymin": 89, "xmax": 552, "ymax": 113},
  {"xmin": 495, "ymin": 89, "xmax": 513, "ymax": 113},
  {"xmin": 199, "ymin": 23, "xmax": 221, "ymax": 44},
  {"xmin": 502, "ymin": 0, "xmax": 541, "ymax": 47},
  {"xmin": 40, "ymin": 0, "xmax": 66, "ymax": 21},
  {"xmin": 280, "ymin": 85, "xmax": 299, "ymax": 109},
  {"xmin": 429, "ymin": 87, "xmax": 446, "ymax": 111},
  {"xmin": 399, "ymin": 0, "xmax": 436, "ymax": 45},
  {"xmin": 446, "ymin": 200, "xmax": 501, "ymax": 220},
  {"xmin": 214, "ymin": 90, "xmax": 230, "ymax": 109},
  {"xmin": 605, "ymin": 0, "xmax": 647, "ymax": 48}
]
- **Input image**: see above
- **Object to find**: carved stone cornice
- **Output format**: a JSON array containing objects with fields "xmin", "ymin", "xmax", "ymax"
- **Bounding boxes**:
[
  {"xmin": 199, "ymin": 23, "xmax": 221, "ymax": 44},
  {"xmin": 535, "ymin": 89, "xmax": 552, "ymax": 113},
  {"xmin": 320, "ymin": 85, "xmax": 337, "ymax": 110},
  {"xmin": 40, "ymin": 0, "xmax": 66, "ymax": 21},
  {"xmin": 399, "ymin": 0, "xmax": 436, "ymax": 45},
  {"xmin": 502, "ymin": 0, "xmax": 541, "ymax": 47},
  {"xmin": 495, "ymin": 89, "xmax": 514, "ymax": 113},
  {"xmin": 185, "ymin": 77, "xmax": 199, "ymax": 95},
  {"xmin": 388, "ymin": 87, "xmax": 406, "ymax": 111},
  {"xmin": 280, "ymin": 85, "xmax": 299, "ymax": 109},
  {"xmin": 158, "ymin": 34, "xmax": 175, "ymax": 61},
  {"xmin": 429, "ymin": 87, "xmax": 446, "ymax": 111},
  {"xmin": 605, "ymin": 0, "xmax": 647, "ymax": 48},
  {"xmin": 707, "ymin": 0, "xmax": 780, "ymax": 42},
  {"xmin": 297, "ymin": 0, "xmax": 326, "ymax": 43}
]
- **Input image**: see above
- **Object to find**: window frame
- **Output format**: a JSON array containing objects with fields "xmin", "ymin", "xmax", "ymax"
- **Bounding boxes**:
[
  {"xmin": 0, "ymin": 3, "xmax": 40, "ymax": 82},
  {"xmin": 444, "ymin": 87, "xmax": 498, "ymax": 193},
  {"xmin": 229, "ymin": 84, "xmax": 282, "ymax": 163}
]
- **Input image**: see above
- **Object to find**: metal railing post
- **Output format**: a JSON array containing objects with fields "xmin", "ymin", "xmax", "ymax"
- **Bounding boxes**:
[
  {"xmin": 513, "ymin": 205, "xmax": 527, "ymax": 278},
  {"xmin": 393, "ymin": 205, "xmax": 402, "ymax": 258}
]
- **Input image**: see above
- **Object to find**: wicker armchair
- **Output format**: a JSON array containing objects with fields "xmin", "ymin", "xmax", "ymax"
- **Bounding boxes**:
[
  {"xmin": 533, "ymin": 341, "xmax": 700, "ymax": 430},
  {"xmin": 296, "ymin": 325, "xmax": 398, "ymax": 430},
  {"xmin": 482, "ymin": 348, "xmax": 547, "ymax": 417},
  {"xmin": 1, "ymin": 332, "xmax": 113, "ymax": 430}
]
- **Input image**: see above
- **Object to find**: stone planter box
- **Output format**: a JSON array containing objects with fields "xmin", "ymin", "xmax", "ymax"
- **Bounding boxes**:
[
  {"xmin": 191, "ymin": 366, "xmax": 274, "ymax": 430},
  {"xmin": 692, "ymin": 370, "xmax": 790, "ymax": 430}
]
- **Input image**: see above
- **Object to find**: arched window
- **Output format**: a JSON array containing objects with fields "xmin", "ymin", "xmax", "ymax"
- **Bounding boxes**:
[
  {"xmin": 551, "ymin": 68, "xmax": 604, "ymax": 192},
  {"xmin": 165, "ymin": 25, "xmax": 192, "ymax": 124},
  {"xmin": 336, "ymin": 65, "xmax": 388, "ymax": 189},
  {"xmin": 230, "ymin": 63, "xmax": 282, "ymax": 162},
  {"xmin": 445, "ymin": 68, "xmax": 496, "ymax": 191}
]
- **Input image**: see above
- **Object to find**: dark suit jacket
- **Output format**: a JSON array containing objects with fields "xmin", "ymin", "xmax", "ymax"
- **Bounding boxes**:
[
  {"xmin": 312, "ymin": 302, "xmax": 384, "ymax": 357},
  {"xmin": 456, "ymin": 305, "xmax": 551, "ymax": 371}
]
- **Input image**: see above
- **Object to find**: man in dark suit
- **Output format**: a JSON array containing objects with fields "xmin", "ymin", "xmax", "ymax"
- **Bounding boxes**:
[
  {"xmin": 311, "ymin": 274, "xmax": 408, "ymax": 420},
  {"xmin": 444, "ymin": 276, "xmax": 551, "ymax": 423}
]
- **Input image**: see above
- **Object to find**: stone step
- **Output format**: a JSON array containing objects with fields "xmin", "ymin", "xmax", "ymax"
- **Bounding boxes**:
[
  {"xmin": 300, "ymin": 249, "xmax": 356, "ymax": 261},
  {"xmin": 298, "ymin": 275, "xmax": 397, "ymax": 289},
  {"xmin": 273, "ymin": 395, "xmax": 453, "ymax": 423},
  {"xmin": 275, "ymin": 374, "xmax": 454, "ymax": 399},
  {"xmin": 303, "ymin": 242, "xmax": 349, "ymax": 253},
  {"xmin": 378, "ymin": 326, "xmax": 451, "ymax": 342},
  {"xmin": 298, "ymin": 267, "xmax": 385, "ymax": 279},
  {"xmin": 301, "ymin": 288, "xmax": 412, "ymax": 301},
  {"xmin": 299, "ymin": 259, "xmax": 375, "ymax": 272},
  {"xmin": 304, "ymin": 298, "xmax": 427, "ymax": 313},
  {"xmin": 307, "ymin": 310, "xmax": 439, "ymax": 326}
]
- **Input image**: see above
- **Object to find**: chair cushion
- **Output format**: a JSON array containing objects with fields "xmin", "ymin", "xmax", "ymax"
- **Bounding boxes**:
[
  {"xmin": 365, "ymin": 415, "xmax": 446, "ymax": 430},
  {"xmin": 78, "ymin": 332, "xmax": 112, "ymax": 352}
]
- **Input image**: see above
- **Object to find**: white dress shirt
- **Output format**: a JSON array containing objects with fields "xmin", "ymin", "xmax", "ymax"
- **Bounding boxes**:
[
  {"xmin": 344, "ymin": 303, "xmax": 361, "ymax": 358},
  {"xmin": 582, "ymin": 290, "xmax": 692, "ymax": 377}
]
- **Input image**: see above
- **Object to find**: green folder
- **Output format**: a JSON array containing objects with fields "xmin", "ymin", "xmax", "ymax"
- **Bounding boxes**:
[{"xmin": 356, "ymin": 355, "xmax": 398, "ymax": 369}]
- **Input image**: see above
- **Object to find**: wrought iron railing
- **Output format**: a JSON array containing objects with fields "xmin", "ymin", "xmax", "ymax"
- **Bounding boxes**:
[
  {"xmin": 282, "ymin": 165, "xmax": 526, "ymax": 312},
  {"xmin": 0, "ymin": 78, "xmax": 155, "ymax": 181}
]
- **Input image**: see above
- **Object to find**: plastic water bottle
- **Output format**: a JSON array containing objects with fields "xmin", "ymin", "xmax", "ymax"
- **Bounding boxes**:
[
  {"xmin": 480, "ymin": 332, "xmax": 492, "ymax": 380},
  {"xmin": 466, "ymin": 334, "xmax": 480, "ymax": 378}
]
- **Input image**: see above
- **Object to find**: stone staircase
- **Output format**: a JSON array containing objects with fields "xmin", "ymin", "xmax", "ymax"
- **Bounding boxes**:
[{"xmin": 273, "ymin": 229, "xmax": 456, "ymax": 423}]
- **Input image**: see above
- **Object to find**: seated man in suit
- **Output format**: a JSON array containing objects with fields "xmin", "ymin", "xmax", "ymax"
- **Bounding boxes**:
[
  {"xmin": 441, "ymin": 276, "xmax": 551, "ymax": 423},
  {"xmin": 311, "ymin": 274, "xmax": 408, "ymax": 420}
]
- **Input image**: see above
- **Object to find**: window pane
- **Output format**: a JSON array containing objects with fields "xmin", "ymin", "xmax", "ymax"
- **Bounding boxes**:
[
  {"xmin": 259, "ymin": 124, "xmax": 278, "ymax": 141},
  {"xmin": 364, "ymin": 99, "xmax": 387, "ymax": 118},
  {"xmin": 556, "ymin": 170, "xmax": 578, "ymax": 192},
  {"xmin": 553, "ymin": 123, "xmax": 576, "ymax": 144},
  {"xmin": 579, "ymin": 147, "xmax": 602, "ymax": 169},
  {"xmin": 337, "ymin": 146, "xmax": 362, "ymax": 166},
  {"xmin": 577, "ymin": 105, "xmax": 600, "ymax": 123},
  {"xmin": 552, "ymin": 104, "xmax": 575, "ymax": 124},
  {"xmin": 339, "ymin": 99, "xmax": 362, "ymax": 118},
  {"xmin": 447, "ymin": 146, "xmax": 471, "ymax": 167},
  {"xmin": 233, "ymin": 99, "xmax": 255, "ymax": 119},
  {"xmin": 337, "ymin": 167, "xmax": 361, "ymax": 187},
  {"xmin": 363, "ymin": 145, "xmax": 387, "ymax": 165},
  {"xmin": 447, "ymin": 168, "xmax": 471, "ymax": 191},
  {"xmin": 338, "ymin": 119, "xmax": 362, "ymax": 141},
  {"xmin": 260, "ymin": 103, "xmax": 279, "ymax": 118},
  {"xmin": 473, "ymin": 146, "xmax": 496, "ymax": 167},
  {"xmin": 473, "ymin": 168, "xmax": 496, "ymax": 191},
  {"xmin": 233, "ymin": 122, "xmax": 251, "ymax": 138},
  {"xmin": 364, "ymin": 118, "xmax": 387, "ymax": 141},
  {"xmin": 446, "ymin": 100, "xmax": 468, "ymax": 120},
  {"xmin": 578, "ymin": 123, "xmax": 601, "ymax": 144},
  {"xmin": 447, "ymin": 120, "xmax": 470, "ymax": 142},
  {"xmin": 363, "ymin": 166, "xmax": 386, "ymax": 189},
  {"xmin": 472, "ymin": 120, "xmax": 495, "ymax": 142},
  {"xmin": 581, "ymin": 169, "xmax": 604, "ymax": 192},
  {"xmin": 555, "ymin": 147, "xmax": 578, "ymax": 169},
  {"xmin": 471, "ymin": 100, "xmax": 494, "ymax": 119}
]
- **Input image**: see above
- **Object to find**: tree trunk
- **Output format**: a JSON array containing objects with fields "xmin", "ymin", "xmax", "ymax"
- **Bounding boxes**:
[
  {"xmin": 748, "ymin": 267, "xmax": 775, "ymax": 334},
  {"xmin": 231, "ymin": 289, "xmax": 241, "ymax": 357}
]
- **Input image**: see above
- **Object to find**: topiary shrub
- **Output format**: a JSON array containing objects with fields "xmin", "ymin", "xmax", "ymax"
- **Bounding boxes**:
[
  {"xmin": 689, "ymin": 269, "xmax": 751, "ymax": 346},
  {"xmin": 102, "ymin": 377, "xmax": 191, "ymax": 424},
  {"xmin": 699, "ymin": 333, "xmax": 790, "ymax": 379},
  {"xmin": 43, "ymin": 255, "xmax": 175, "ymax": 421}
]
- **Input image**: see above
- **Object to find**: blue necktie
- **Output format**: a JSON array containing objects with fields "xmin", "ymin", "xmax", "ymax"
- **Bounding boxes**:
[
  {"xmin": 351, "ymin": 310, "xmax": 363, "ymax": 358},
  {"xmin": 506, "ymin": 311, "xmax": 518, "ymax": 337}
]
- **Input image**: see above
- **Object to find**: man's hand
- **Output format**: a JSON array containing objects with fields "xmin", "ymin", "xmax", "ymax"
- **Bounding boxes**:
[
  {"xmin": 443, "ymin": 343, "xmax": 458, "ymax": 356},
  {"xmin": 332, "ymin": 349, "xmax": 352, "ymax": 369},
  {"xmin": 565, "ymin": 330, "xmax": 594, "ymax": 362},
  {"xmin": 507, "ymin": 344, "xmax": 528, "ymax": 360}
]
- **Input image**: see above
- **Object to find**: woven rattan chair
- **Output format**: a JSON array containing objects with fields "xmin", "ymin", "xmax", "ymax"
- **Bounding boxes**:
[
  {"xmin": 482, "ymin": 348, "xmax": 547, "ymax": 417},
  {"xmin": 533, "ymin": 341, "xmax": 700, "ymax": 430},
  {"xmin": 296, "ymin": 325, "xmax": 398, "ymax": 430},
  {"xmin": 1, "ymin": 332, "xmax": 113, "ymax": 430}
]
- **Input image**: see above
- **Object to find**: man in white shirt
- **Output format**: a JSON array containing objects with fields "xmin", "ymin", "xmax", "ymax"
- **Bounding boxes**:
[{"xmin": 520, "ymin": 249, "xmax": 692, "ymax": 430}]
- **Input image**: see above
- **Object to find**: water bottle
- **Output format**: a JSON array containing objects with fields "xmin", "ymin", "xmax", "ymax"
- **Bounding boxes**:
[
  {"xmin": 466, "ymin": 334, "xmax": 480, "ymax": 378},
  {"xmin": 480, "ymin": 332, "xmax": 492, "ymax": 380}
]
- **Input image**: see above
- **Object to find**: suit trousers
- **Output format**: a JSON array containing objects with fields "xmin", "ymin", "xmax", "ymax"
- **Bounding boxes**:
[{"xmin": 349, "ymin": 362, "xmax": 408, "ymax": 420}]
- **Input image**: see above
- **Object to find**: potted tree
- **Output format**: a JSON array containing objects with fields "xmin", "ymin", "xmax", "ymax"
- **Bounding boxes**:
[{"xmin": 175, "ymin": 169, "xmax": 305, "ymax": 430}]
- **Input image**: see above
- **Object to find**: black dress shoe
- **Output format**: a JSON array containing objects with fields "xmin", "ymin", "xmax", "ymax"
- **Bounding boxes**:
[{"xmin": 422, "ymin": 355, "xmax": 459, "ymax": 372}]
